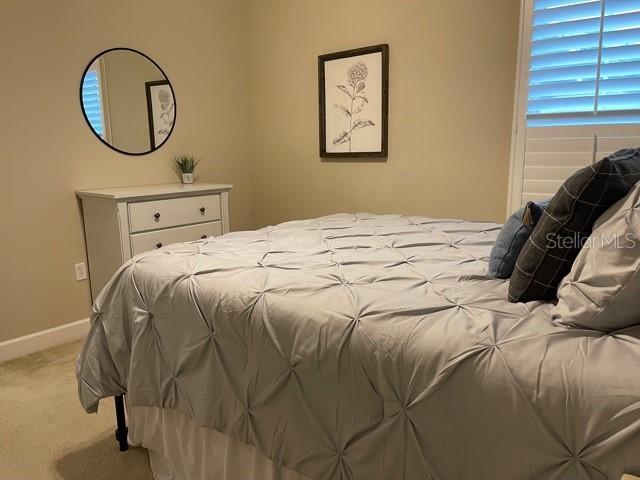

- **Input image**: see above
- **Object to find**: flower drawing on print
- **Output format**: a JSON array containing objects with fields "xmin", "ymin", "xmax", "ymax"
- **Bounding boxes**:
[
  {"xmin": 332, "ymin": 61, "xmax": 375, "ymax": 152},
  {"xmin": 157, "ymin": 89, "xmax": 175, "ymax": 137}
]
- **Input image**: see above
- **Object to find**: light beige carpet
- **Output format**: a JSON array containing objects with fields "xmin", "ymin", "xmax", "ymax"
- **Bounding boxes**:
[{"xmin": 0, "ymin": 341, "xmax": 153, "ymax": 480}]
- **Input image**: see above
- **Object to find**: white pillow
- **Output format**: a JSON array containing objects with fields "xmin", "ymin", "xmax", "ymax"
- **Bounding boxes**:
[{"xmin": 552, "ymin": 181, "xmax": 640, "ymax": 332}]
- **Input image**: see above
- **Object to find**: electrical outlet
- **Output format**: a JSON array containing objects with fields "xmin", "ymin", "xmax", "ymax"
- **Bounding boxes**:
[{"xmin": 74, "ymin": 262, "xmax": 88, "ymax": 281}]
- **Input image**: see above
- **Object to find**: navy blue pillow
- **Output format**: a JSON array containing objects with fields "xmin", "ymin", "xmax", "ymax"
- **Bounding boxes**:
[{"xmin": 488, "ymin": 200, "xmax": 549, "ymax": 279}]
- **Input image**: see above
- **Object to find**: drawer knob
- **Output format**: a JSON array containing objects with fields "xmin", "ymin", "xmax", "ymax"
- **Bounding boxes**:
[
  {"xmin": 199, "ymin": 207, "xmax": 206, "ymax": 214},
  {"xmin": 201, "ymin": 234, "xmax": 207, "ymax": 239},
  {"xmin": 156, "ymin": 242, "xmax": 163, "ymax": 249},
  {"xmin": 153, "ymin": 213, "xmax": 161, "ymax": 220}
]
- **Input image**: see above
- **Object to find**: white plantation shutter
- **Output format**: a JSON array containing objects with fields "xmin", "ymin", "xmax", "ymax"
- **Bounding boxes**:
[
  {"xmin": 509, "ymin": 0, "xmax": 640, "ymax": 212},
  {"xmin": 520, "ymin": 124, "xmax": 640, "ymax": 204},
  {"xmin": 521, "ymin": 127, "xmax": 594, "ymax": 203},
  {"xmin": 528, "ymin": 0, "xmax": 602, "ymax": 124},
  {"xmin": 82, "ymin": 62, "xmax": 106, "ymax": 138},
  {"xmin": 600, "ymin": 0, "xmax": 640, "ymax": 114},
  {"xmin": 528, "ymin": 0, "xmax": 640, "ymax": 126}
]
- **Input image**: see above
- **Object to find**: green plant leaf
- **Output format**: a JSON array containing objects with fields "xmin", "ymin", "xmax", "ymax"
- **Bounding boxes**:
[{"xmin": 172, "ymin": 155, "xmax": 201, "ymax": 175}]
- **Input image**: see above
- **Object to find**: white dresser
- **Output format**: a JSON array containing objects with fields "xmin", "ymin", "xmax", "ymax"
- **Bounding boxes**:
[{"xmin": 77, "ymin": 183, "xmax": 232, "ymax": 301}]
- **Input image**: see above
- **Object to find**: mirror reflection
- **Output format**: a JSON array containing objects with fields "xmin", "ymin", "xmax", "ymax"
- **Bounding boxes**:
[{"xmin": 80, "ymin": 48, "xmax": 176, "ymax": 155}]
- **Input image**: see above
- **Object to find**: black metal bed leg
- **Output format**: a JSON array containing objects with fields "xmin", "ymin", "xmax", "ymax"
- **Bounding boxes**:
[{"xmin": 114, "ymin": 394, "xmax": 129, "ymax": 452}]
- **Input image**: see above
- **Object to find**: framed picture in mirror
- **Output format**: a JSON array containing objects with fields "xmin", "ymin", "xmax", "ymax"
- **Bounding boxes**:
[
  {"xmin": 79, "ymin": 47, "xmax": 177, "ymax": 155},
  {"xmin": 145, "ymin": 80, "xmax": 176, "ymax": 149}
]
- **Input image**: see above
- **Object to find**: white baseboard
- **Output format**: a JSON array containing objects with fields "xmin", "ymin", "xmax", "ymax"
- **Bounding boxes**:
[{"xmin": 0, "ymin": 318, "xmax": 90, "ymax": 364}]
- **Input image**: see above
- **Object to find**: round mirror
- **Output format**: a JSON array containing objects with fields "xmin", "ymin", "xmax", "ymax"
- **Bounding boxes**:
[{"xmin": 80, "ymin": 48, "xmax": 176, "ymax": 155}]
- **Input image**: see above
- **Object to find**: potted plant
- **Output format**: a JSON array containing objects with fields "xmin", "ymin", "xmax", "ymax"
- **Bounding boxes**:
[{"xmin": 172, "ymin": 155, "xmax": 200, "ymax": 184}]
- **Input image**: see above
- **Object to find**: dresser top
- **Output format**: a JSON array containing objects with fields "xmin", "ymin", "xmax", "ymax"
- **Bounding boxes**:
[{"xmin": 76, "ymin": 183, "xmax": 233, "ymax": 201}]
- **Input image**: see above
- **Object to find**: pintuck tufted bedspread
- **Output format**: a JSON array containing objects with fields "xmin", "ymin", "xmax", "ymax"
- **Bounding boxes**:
[{"xmin": 77, "ymin": 213, "xmax": 640, "ymax": 479}]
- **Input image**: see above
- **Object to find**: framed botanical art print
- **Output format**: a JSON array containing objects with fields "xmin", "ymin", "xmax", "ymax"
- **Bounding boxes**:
[
  {"xmin": 318, "ymin": 44, "xmax": 389, "ymax": 158},
  {"xmin": 145, "ymin": 80, "xmax": 176, "ymax": 149}
]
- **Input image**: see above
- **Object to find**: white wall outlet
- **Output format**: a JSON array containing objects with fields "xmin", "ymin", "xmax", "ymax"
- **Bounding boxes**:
[{"xmin": 74, "ymin": 262, "xmax": 88, "ymax": 281}]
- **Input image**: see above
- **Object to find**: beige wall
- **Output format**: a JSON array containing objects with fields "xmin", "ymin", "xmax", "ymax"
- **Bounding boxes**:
[
  {"xmin": 0, "ymin": 0, "xmax": 254, "ymax": 341},
  {"xmin": 0, "ymin": 0, "xmax": 520, "ymax": 342},
  {"xmin": 243, "ymin": 0, "xmax": 520, "ymax": 228},
  {"xmin": 103, "ymin": 50, "xmax": 165, "ymax": 153}
]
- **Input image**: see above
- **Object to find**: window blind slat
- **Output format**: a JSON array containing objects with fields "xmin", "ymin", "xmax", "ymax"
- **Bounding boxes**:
[
  {"xmin": 598, "ymin": 92, "xmax": 640, "ymax": 109},
  {"xmin": 531, "ymin": 48, "xmax": 599, "ymax": 70},
  {"xmin": 600, "ymin": 44, "xmax": 640, "ymax": 64},
  {"xmin": 533, "ymin": 1, "xmax": 601, "ymax": 26},
  {"xmin": 528, "ymin": 112, "xmax": 640, "ymax": 126},
  {"xmin": 533, "ymin": 17, "xmax": 601, "ymax": 41},
  {"xmin": 529, "ymin": 79, "xmax": 597, "ymax": 100},
  {"xmin": 532, "ymin": 32, "xmax": 599, "ymax": 56},
  {"xmin": 603, "ymin": 11, "xmax": 640, "ymax": 32},
  {"xmin": 605, "ymin": 0, "xmax": 640, "ymax": 16},
  {"xmin": 534, "ymin": 0, "xmax": 599, "ymax": 11},
  {"xmin": 602, "ymin": 27, "xmax": 640, "ymax": 47},
  {"xmin": 528, "ymin": 95, "xmax": 596, "ymax": 114},
  {"xmin": 600, "ymin": 59, "xmax": 640, "ymax": 78},
  {"xmin": 598, "ymin": 77, "xmax": 640, "ymax": 95},
  {"xmin": 530, "ymin": 64, "xmax": 597, "ymax": 84}
]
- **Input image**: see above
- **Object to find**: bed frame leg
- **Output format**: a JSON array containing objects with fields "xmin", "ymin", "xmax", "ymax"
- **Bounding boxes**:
[{"xmin": 114, "ymin": 394, "xmax": 129, "ymax": 452}]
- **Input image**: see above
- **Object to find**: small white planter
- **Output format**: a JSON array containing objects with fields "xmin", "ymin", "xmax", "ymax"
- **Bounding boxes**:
[{"xmin": 181, "ymin": 173, "xmax": 194, "ymax": 184}]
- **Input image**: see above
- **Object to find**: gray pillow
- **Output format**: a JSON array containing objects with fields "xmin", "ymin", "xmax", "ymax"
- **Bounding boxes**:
[
  {"xmin": 553, "ymin": 181, "xmax": 640, "ymax": 332},
  {"xmin": 488, "ymin": 200, "xmax": 548, "ymax": 279}
]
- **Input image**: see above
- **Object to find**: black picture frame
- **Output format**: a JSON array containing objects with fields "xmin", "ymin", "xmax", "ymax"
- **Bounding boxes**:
[
  {"xmin": 145, "ymin": 80, "xmax": 175, "ymax": 150},
  {"xmin": 79, "ymin": 47, "xmax": 177, "ymax": 156},
  {"xmin": 318, "ymin": 44, "xmax": 389, "ymax": 159}
]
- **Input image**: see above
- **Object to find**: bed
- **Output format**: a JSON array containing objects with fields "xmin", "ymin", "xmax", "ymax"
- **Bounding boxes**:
[{"xmin": 76, "ymin": 213, "xmax": 640, "ymax": 479}]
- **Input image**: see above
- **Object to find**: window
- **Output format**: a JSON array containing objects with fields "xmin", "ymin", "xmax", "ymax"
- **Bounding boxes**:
[
  {"xmin": 82, "ymin": 61, "xmax": 106, "ymax": 138},
  {"xmin": 528, "ymin": 0, "xmax": 640, "ymax": 126},
  {"xmin": 508, "ymin": 0, "xmax": 640, "ymax": 213}
]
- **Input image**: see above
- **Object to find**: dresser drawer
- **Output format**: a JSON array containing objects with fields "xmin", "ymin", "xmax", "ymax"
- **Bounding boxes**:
[
  {"xmin": 128, "ymin": 194, "xmax": 221, "ymax": 233},
  {"xmin": 130, "ymin": 221, "xmax": 222, "ymax": 256}
]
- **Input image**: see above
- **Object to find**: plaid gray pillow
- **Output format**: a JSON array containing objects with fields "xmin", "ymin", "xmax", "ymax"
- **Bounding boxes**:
[{"xmin": 509, "ymin": 148, "xmax": 640, "ymax": 303}]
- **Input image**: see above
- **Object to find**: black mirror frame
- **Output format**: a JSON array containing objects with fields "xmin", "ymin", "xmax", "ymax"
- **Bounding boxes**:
[{"xmin": 79, "ymin": 47, "xmax": 177, "ymax": 156}]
